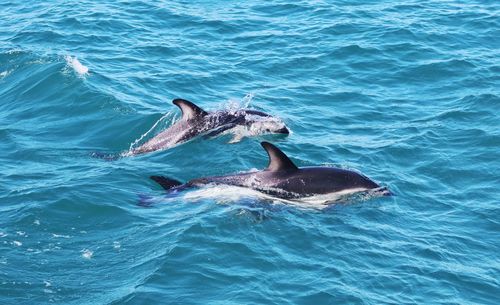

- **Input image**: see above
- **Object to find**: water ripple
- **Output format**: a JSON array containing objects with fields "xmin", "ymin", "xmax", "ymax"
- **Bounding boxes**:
[{"xmin": 1, "ymin": 0, "xmax": 499, "ymax": 304}]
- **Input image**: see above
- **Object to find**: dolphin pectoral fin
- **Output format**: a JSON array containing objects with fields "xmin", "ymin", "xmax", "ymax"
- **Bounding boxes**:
[
  {"xmin": 203, "ymin": 123, "xmax": 237, "ymax": 139},
  {"xmin": 150, "ymin": 175, "xmax": 184, "ymax": 190},
  {"xmin": 172, "ymin": 99, "xmax": 208, "ymax": 120},
  {"xmin": 261, "ymin": 142, "xmax": 298, "ymax": 172}
]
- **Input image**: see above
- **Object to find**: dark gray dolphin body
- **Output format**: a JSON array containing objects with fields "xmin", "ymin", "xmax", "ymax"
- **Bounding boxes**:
[
  {"xmin": 151, "ymin": 142, "xmax": 390, "ymax": 201},
  {"xmin": 129, "ymin": 99, "xmax": 289, "ymax": 155}
]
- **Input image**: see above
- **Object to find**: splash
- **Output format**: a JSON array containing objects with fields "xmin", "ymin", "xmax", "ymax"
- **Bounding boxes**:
[
  {"xmin": 224, "ymin": 114, "xmax": 288, "ymax": 143},
  {"xmin": 241, "ymin": 92, "xmax": 254, "ymax": 108},
  {"xmin": 127, "ymin": 110, "xmax": 177, "ymax": 153},
  {"xmin": 81, "ymin": 249, "xmax": 93, "ymax": 259},
  {"xmin": 65, "ymin": 55, "xmax": 89, "ymax": 76},
  {"xmin": 224, "ymin": 93, "xmax": 254, "ymax": 112}
]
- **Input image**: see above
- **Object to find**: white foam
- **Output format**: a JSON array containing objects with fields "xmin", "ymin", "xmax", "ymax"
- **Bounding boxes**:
[
  {"xmin": 293, "ymin": 188, "xmax": 369, "ymax": 207},
  {"xmin": 65, "ymin": 55, "xmax": 89, "ymax": 75},
  {"xmin": 0, "ymin": 70, "xmax": 12, "ymax": 78},
  {"xmin": 183, "ymin": 185, "xmax": 258, "ymax": 203},
  {"xmin": 52, "ymin": 233, "xmax": 70, "ymax": 239},
  {"xmin": 180, "ymin": 184, "xmax": 379, "ymax": 210},
  {"xmin": 81, "ymin": 249, "xmax": 93, "ymax": 259}
]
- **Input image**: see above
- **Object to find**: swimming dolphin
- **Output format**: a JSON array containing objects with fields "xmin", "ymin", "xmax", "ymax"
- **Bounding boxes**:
[
  {"xmin": 150, "ymin": 142, "xmax": 390, "ymax": 202},
  {"xmin": 129, "ymin": 99, "xmax": 289, "ymax": 155}
]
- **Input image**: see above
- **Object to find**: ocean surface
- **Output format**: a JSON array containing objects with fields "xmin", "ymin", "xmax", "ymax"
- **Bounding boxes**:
[{"xmin": 1, "ymin": 0, "xmax": 499, "ymax": 304}]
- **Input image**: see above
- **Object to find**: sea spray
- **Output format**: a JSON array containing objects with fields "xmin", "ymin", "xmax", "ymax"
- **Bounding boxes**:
[{"xmin": 65, "ymin": 55, "xmax": 89, "ymax": 76}]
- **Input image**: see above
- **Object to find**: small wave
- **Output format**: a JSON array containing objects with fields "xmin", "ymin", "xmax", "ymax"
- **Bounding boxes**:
[{"xmin": 65, "ymin": 55, "xmax": 89, "ymax": 76}]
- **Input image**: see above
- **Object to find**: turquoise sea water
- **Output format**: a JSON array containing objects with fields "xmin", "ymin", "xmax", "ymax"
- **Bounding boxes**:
[{"xmin": 1, "ymin": 0, "xmax": 499, "ymax": 304}]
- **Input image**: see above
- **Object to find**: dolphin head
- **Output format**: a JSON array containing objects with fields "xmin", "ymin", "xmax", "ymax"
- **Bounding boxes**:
[
  {"xmin": 242, "ymin": 110, "xmax": 290, "ymax": 135},
  {"xmin": 254, "ymin": 120, "xmax": 290, "ymax": 135}
]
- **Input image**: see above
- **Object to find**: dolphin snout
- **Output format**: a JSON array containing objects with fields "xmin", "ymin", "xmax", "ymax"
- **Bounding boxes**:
[
  {"xmin": 379, "ymin": 187, "xmax": 393, "ymax": 196},
  {"xmin": 276, "ymin": 126, "xmax": 290, "ymax": 134}
]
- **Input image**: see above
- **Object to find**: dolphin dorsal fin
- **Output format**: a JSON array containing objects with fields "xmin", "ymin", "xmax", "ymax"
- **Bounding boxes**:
[
  {"xmin": 261, "ymin": 142, "xmax": 298, "ymax": 172},
  {"xmin": 172, "ymin": 99, "xmax": 208, "ymax": 120}
]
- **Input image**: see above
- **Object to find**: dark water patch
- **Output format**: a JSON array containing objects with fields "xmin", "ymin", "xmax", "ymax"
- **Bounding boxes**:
[{"xmin": 251, "ymin": 3, "xmax": 310, "ymax": 16}]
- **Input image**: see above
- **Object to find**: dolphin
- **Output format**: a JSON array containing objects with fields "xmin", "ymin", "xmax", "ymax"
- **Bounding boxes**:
[
  {"xmin": 128, "ymin": 99, "xmax": 289, "ymax": 155},
  {"xmin": 150, "ymin": 142, "xmax": 391, "ymax": 202}
]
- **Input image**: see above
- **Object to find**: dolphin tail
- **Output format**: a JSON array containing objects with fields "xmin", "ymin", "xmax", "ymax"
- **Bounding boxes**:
[
  {"xmin": 138, "ymin": 176, "xmax": 186, "ymax": 207},
  {"xmin": 150, "ymin": 175, "xmax": 184, "ymax": 190}
]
